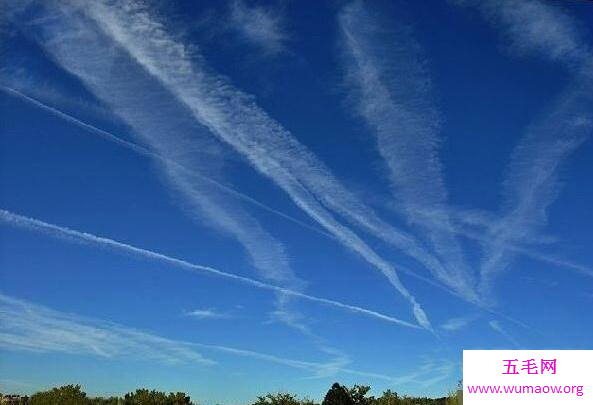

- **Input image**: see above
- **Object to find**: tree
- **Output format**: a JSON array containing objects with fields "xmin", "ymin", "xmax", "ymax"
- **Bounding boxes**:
[
  {"xmin": 346, "ymin": 386, "xmax": 373, "ymax": 405},
  {"xmin": 322, "ymin": 383, "xmax": 354, "ymax": 405},
  {"xmin": 445, "ymin": 380, "xmax": 462, "ymax": 405},
  {"xmin": 123, "ymin": 389, "xmax": 192, "ymax": 405},
  {"xmin": 375, "ymin": 390, "xmax": 399, "ymax": 405},
  {"xmin": 252, "ymin": 393, "xmax": 308, "ymax": 405},
  {"xmin": 89, "ymin": 397, "xmax": 122, "ymax": 405},
  {"xmin": 30, "ymin": 384, "xmax": 88, "ymax": 405}
]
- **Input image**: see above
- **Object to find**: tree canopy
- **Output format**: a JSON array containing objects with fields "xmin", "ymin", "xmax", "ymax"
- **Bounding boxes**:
[{"xmin": 4, "ymin": 382, "xmax": 460, "ymax": 405}]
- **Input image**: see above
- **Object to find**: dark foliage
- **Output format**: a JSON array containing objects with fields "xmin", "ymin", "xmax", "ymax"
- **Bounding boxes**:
[
  {"xmin": 322, "ymin": 383, "xmax": 354, "ymax": 405},
  {"xmin": 2, "ymin": 382, "xmax": 460, "ymax": 405}
]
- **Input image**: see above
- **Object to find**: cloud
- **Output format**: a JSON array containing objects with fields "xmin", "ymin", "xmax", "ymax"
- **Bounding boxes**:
[
  {"xmin": 6, "ymin": 81, "xmax": 506, "ymax": 298},
  {"xmin": 389, "ymin": 357, "xmax": 458, "ymax": 388},
  {"xmin": 489, "ymin": 320, "xmax": 520, "ymax": 348},
  {"xmin": 0, "ymin": 292, "xmax": 401, "ymax": 380},
  {"xmin": 184, "ymin": 308, "xmax": 232, "ymax": 320},
  {"xmin": 52, "ymin": 0, "xmax": 439, "ymax": 328},
  {"xmin": 229, "ymin": 0, "xmax": 287, "ymax": 56},
  {"xmin": 440, "ymin": 315, "xmax": 478, "ymax": 332},
  {"xmin": 479, "ymin": 81, "xmax": 593, "ymax": 296},
  {"xmin": 450, "ymin": 0, "xmax": 593, "ymax": 297},
  {"xmin": 0, "ymin": 85, "xmax": 333, "ymax": 241},
  {"xmin": 0, "ymin": 292, "xmax": 215, "ymax": 365},
  {"xmin": 398, "ymin": 204, "xmax": 593, "ymax": 280},
  {"xmin": 6, "ymin": 285, "xmax": 391, "ymax": 383},
  {"xmin": 266, "ymin": 293, "xmax": 355, "ymax": 381},
  {"xmin": 452, "ymin": 0, "xmax": 590, "ymax": 67},
  {"xmin": 0, "ymin": 66, "xmax": 113, "ymax": 122},
  {"xmin": 14, "ymin": 6, "xmax": 303, "ymax": 292},
  {"xmin": 338, "ymin": 0, "xmax": 476, "ymax": 303},
  {"xmin": 0, "ymin": 209, "xmax": 421, "ymax": 330}
]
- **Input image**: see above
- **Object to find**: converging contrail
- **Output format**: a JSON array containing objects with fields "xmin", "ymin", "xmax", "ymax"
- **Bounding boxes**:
[
  {"xmin": 0, "ymin": 85, "xmax": 468, "ymax": 296},
  {"xmin": 0, "ymin": 85, "xmax": 334, "ymax": 241},
  {"xmin": 0, "ymin": 209, "xmax": 421, "ymax": 329}
]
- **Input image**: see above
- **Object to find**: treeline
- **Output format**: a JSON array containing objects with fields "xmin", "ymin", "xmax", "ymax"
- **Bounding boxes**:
[{"xmin": 1, "ymin": 382, "xmax": 463, "ymax": 405}]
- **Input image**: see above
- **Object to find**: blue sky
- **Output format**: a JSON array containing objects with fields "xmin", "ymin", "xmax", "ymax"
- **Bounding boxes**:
[{"xmin": 1, "ymin": 0, "xmax": 593, "ymax": 402}]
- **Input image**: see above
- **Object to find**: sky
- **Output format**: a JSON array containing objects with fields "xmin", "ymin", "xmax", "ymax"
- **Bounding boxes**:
[{"xmin": 1, "ymin": 0, "xmax": 592, "ymax": 402}]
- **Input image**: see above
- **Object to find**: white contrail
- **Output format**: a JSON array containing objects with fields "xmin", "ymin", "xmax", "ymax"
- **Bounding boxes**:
[
  {"xmin": 489, "ymin": 320, "xmax": 520, "ymax": 349},
  {"xmin": 0, "ymin": 85, "xmax": 333, "ymax": 241},
  {"xmin": 338, "ymin": 0, "xmax": 475, "ymax": 302},
  {"xmin": 403, "ymin": 205, "xmax": 593, "ymax": 279},
  {"xmin": 452, "ymin": 0, "xmax": 593, "ymax": 296},
  {"xmin": 0, "ymin": 292, "xmax": 215, "ymax": 365},
  {"xmin": 0, "ymin": 292, "xmax": 403, "ymax": 381},
  {"xmin": 2, "ymin": 86, "xmax": 480, "ymax": 301},
  {"xmin": 480, "ymin": 77, "xmax": 593, "ymax": 294},
  {"xmin": 0, "ymin": 209, "xmax": 421, "ymax": 329},
  {"xmin": 64, "ymin": 0, "xmax": 438, "ymax": 327},
  {"xmin": 0, "ymin": 79, "xmax": 312, "ymax": 290},
  {"xmin": 1, "ymin": 86, "xmax": 469, "ymax": 290}
]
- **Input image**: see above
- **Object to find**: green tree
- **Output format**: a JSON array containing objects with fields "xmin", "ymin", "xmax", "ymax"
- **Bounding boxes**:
[
  {"xmin": 322, "ymin": 383, "xmax": 354, "ymax": 405},
  {"xmin": 445, "ymin": 380, "xmax": 462, "ymax": 405},
  {"xmin": 122, "ymin": 389, "xmax": 192, "ymax": 405},
  {"xmin": 252, "ymin": 393, "xmax": 308, "ymax": 405},
  {"xmin": 89, "ymin": 397, "xmax": 122, "ymax": 405},
  {"xmin": 375, "ymin": 389, "xmax": 399, "ymax": 405},
  {"xmin": 346, "ymin": 386, "xmax": 373, "ymax": 405},
  {"xmin": 30, "ymin": 384, "xmax": 89, "ymax": 405}
]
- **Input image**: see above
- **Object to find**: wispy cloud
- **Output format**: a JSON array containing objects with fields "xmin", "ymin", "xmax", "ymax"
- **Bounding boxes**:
[
  {"xmin": 0, "ymin": 209, "xmax": 420, "ymax": 329},
  {"xmin": 6, "ymin": 79, "xmax": 500, "ymax": 301},
  {"xmin": 489, "ymin": 320, "xmax": 520, "ymax": 348},
  {"xmin": 16, "ymin": 6, "xmax": 302, "ymax": 293},
  {"xmin": 229, "ymin": 0, "xmax": 287, "ymax": 56},
  {"xmin": 452, "ymin": 0, "xmax": 593, "ymax": 297},
  {"xmin": 0, "ymin": 66, "xmax": 112, "ymax": 122},
  {"xmin": 401, "ymin": 204, "xmax": 593, "ymax": 280},
  {"xmin": 267, "ymin": 292, "xmax": 355, "ymax": 381},
  {"xmin": 184, "ymin": 308, "xmax": 232, "ymax": 320},
  {"xmin": 0, "ymin": 292, "xmax": 406, "ymax": 382},
  {"xmin": 0, "ymin": 293, "xmax": 215, "ymax": 365},
  {"xmin": 479, "ymin": 83, "xmax": 593, "ymax": 296},
  {"xmin": 41, "ymin": 0, "xmax": 439, "ymax": 328},
  {"xmin": 452, "ymin": 0, "xmax": 590, "ymax": 67},
  {"xmin": 0, "ymin": 85, "xmax": 333, "ymax": 241},
  {"xmin": 338, "ymin": 0, "xmax": 475, "ymax": 303},
  {"xmin": 389, "ymin": 357, "xmax": 458, "ymax": 388},
  {"xmin": 440, "ymin": 315, "xmax": 478, "ymax": 332}
]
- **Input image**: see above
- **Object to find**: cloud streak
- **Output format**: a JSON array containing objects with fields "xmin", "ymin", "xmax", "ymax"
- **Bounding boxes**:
[
  {"xmin": 184, "ymin": 308, "xmax": 232, "ymax": 320},
  {"xmin": 43, "ymin": 0, "xmax": 442, "ymax": 328},
  {"xmin": 452, "ymin": 0, "xmax": 593, "ymax": 296},
  {"xmin": 18, "ymin": 8, "xmax": 302, "ymax": 291},
  {"xmin": 480, "ymin": 77, "xmax": 593, "ymax": 295},
  {"xmin": 3, "ymin": 85, "xmax": 486, "ymax": 299},
  {"xmin": 338, "ymin": 0, "xmax": 475, "ymax": 303},
  {"xmin": 229, "ymin": 0, "xmax": 287, "ymax": 56},
  {"xmin": 440, "ymin": 315, "xmax": 478, "ymax": 332},
  {"xmin": 0, "ymin": 85, "xmax": 334, "ymax": 241},
  {"xmin": 8, "ymin": 79, "xmax": 591, "ymax": 288},
  {"xmin": 452, "ymin": 0, "xmax": 590, "ymax": 67},
  {"xmin": 0, "ymin": 292, "xmax": 215, "ymax": 365},
  {"xmin": 489, "ymin": 320, "xmax": 520, "ymax": 348},
  {"xmin": 7, "ymin": 80, "xmax": 515, "ymax": 301},
  {"xmin": 401, "ymin": 204, "xmax": 593, "ymax": 280},
  {"xmin": 0, "ymin": 292, "xmax": 404, "ymax": 381},
  {"xmin": 0, "ymin": 209, "xmax": 421, "ymax": 329}
]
